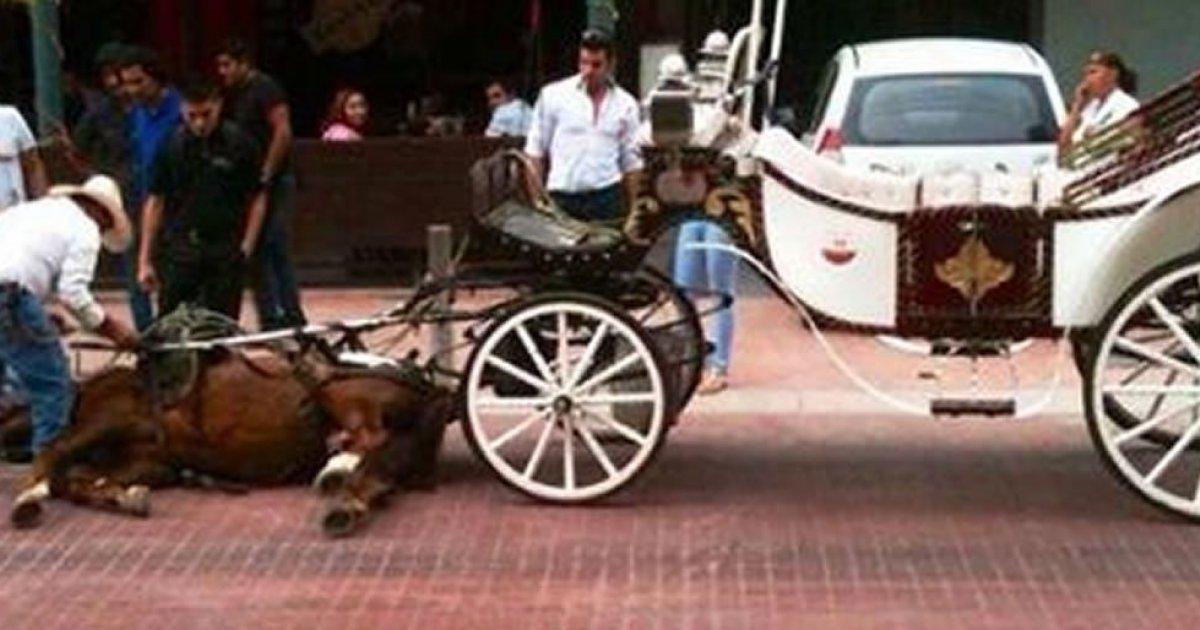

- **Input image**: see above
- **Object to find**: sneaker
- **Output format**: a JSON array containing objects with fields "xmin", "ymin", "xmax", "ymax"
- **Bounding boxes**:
[{"xmin": 696, "ymin": 370, "xmax": 728, "ymax": 396}]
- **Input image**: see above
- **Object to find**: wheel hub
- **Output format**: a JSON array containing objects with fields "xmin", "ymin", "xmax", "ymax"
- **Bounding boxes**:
[{"xmin": 552, "ymin": 395, "xmax": 574, "ymax": 415}]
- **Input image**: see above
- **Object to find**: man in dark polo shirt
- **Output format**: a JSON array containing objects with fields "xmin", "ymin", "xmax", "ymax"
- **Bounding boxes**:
[
  {"xmin": 215, "ymin": 38, "xmax": 306, "ymax": 330},
  {"xmin": 136, "ymin": 79, "xmax": 267, "ymax": 321}
]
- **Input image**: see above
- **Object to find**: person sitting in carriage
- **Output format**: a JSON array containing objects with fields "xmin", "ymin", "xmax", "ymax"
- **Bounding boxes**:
[{"xmin": 0, "ymin": 175, "xmax": 140, "ymax": 460}]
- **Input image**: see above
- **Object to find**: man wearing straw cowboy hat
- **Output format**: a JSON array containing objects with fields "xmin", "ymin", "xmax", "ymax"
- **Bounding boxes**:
[{"xmin": 0, "ymin": 175, "xmax": 139, "ymax": 457}]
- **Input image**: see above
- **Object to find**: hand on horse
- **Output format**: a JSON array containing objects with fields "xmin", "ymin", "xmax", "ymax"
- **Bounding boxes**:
[
  {"xmin": 137, "ymin": 262, "xmax": 158, "ymax": 293},
  {"xmin": 46, "ymin": 306, "xmax": 79, "ymax": 335},
  {"xmin": 97, "ymin": 315, "xmax": 139, "ymax": 350}
]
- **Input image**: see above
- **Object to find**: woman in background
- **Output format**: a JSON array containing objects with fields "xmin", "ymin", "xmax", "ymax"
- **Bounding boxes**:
[
  {"xmin": 1058, "ymin": 51, "xmax": 1139, "ymax": 157},
  {"xmin": 321, "ymin": 88, "xmax": 369, "ymax": 142}
]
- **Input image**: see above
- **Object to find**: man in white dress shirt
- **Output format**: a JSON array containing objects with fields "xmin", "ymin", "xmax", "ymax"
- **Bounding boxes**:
[
  {"xmin": 525, "ymin": 29, "xmax": 643, "ymax": 222},
  {"xmin": 1059, "ymin": 50, "xmax": 1141, "ymax": 157},
  {"xmin": 0, "ymin": 176, "xmax": 138, "ymax": 458}
]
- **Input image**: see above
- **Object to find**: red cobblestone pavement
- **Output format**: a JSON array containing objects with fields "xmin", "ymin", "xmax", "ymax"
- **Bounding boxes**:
[{"xmin": 3, "ymin": 289, "xmax": 1200, "ymax": 629}]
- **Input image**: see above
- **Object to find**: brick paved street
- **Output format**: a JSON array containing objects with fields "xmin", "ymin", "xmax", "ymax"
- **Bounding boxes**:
[{"xmin": 3, "ymin": 288, "xmax": 1200, "ymax": 629}]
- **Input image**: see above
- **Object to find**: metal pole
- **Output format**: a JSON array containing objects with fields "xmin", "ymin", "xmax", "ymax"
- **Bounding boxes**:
[
  {"xmin": 765, "ymin": 0, "xmax": 789, "ymax": 126},
  {"xmin": 742, "ymin": 0, "xmax": 765, "ymax": 129},
  {"xmin": 27, "ymin": 0, "xmax": 63, "ymax": 135},
  {"xmin": 427, "ymin": 224, "xmax": 453, "ymax": 377}
]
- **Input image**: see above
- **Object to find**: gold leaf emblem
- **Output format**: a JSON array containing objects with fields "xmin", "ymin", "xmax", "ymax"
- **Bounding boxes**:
[{"xmin": 934, "ymin": 236, "xmax": 1014, "ymax": 301}]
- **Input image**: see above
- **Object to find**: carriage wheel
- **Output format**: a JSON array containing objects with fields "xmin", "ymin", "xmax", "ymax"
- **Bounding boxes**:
[
  {"xmin": 462, "ymin": 293, "xmax": 669, "ymax": 503},
  {"xmin": 624, "ymin": 268, "xmax": 706, "ymax": 419},
  {"xmin": 1086, "ymin": 253, "xmax": 1200, "ymax": 521}
]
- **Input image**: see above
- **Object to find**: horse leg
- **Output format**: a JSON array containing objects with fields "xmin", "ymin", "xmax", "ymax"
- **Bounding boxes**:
[
  {"xmin": 319, "ymin": 454, "xmax": 395, "ymax": 538},
  {"xmin": 11, "ymin": 417, "xmax": 159, "ymax": 529}
]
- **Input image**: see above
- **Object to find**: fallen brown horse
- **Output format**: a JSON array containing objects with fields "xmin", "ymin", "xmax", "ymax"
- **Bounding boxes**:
[{"xmin": 3, "ymin": 349, "xmax": 451, "ymax": 536}]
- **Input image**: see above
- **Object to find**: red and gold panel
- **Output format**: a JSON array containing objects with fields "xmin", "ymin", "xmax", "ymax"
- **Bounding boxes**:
[{"xmin": 897, "ymin": 206, "xmax": 1052, "ymax": 339}]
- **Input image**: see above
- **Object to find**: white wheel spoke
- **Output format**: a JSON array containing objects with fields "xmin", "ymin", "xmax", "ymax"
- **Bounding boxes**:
[
  {"xmin": 1148, "ymin": 298, "xmax": 1200, "ymax": 366},
  {"xmin": 475, "ymin": 396, "xmax": 551, "ymax": 409},
  {"xmin": 1113, "ymin": 336, "xmax": 1200, "ymax": 380},
  {"xmin": 1146, "ymin": 371, "xmax": 1179, "ymax": 419},
  {"xmin": 488, "ymin": 409, "xmax": 552, "ymax": 451},
  {"xmin": 485, "ymin": 355, "xmax": 554, "ymax": 393},
  {"xmin": 1114, "ymin": 399, "xmax": 1200, "ymax": 445},
  {"xmin": 580, "ymin": 408, "xmax": 649, "ymax": 447},
  {"xmin": 565, "ymin": 322, "xmax": 610, "ymax": 390},
  {"xmin": 1145, "ymin": 418, "xmax": 1200, "ymax": 484},
  {"xmin": 576, "ymin": 392, "xmax": 659, "ymax": 405},
  {"xmin": 563, "ymin": 413, "xmax": 576, "ymax": 491},
  {"xmin": 1101, "ymin": 385, "xmax": 1200, "ymax": 396},
  {"xmin": 573, "ymin": 416, "xmax": 618, "ymax": 479},
  {"xmin": 522, "ymin": 417, "xmax": 557, "ymax": 480},
  {"xmin": 574, "ymin": 352, "xmax": 643, "ymax": 395},
  {"xmin": 516, "ymin": 324, "xmax": 558, "ymax": 389},
  {"xmin": 557, "ymin": 312, "xmax": 569, "ymax": 384}
]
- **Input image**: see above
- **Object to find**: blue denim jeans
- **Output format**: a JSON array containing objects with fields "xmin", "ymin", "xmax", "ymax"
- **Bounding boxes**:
[
  {"xmin": 251, "ymin": 174, "xmax": 307, "ymax": 330},
  {"xmin": 0, "ymin": 286, "xmax": 72, "ymax": 452},
  {"xmin": 673, "ymin": 221, "xmax": 737, "ymax": 373}
]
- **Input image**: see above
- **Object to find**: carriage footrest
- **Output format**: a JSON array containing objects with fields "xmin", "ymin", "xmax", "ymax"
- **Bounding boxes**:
[{"xmin": 930, "ymin": 398, "xmax": 1016, "ymax": 417}]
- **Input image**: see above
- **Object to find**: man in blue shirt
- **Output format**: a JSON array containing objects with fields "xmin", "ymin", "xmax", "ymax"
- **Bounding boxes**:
[
  {"xmin": 118, "ymin": 48, "xmax": 180, "ymax": 330},
  {"xmin": 484, "ymin": 79, "xmax": 532, "ymax": 138}
]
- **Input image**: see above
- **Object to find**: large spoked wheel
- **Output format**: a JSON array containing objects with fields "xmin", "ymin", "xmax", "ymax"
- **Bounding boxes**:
[
  {"xmin": 622, "ymin": 268, "xmax": 706, "ymax": 419},
  {"xmin": 462, "ymin": 293, "xmax": 669, "ymax": 503},
  {"xmin": 1086, "ymin": 253, "xmax": 1200, "ymax": 521}
]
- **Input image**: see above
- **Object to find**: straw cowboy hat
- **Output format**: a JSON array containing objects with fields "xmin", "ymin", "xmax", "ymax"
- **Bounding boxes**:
[{"xmin": 48, "ymin": 175, "xmax": 132, "ymax": 253}]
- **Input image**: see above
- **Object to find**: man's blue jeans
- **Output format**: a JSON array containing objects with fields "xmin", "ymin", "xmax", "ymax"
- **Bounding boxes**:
[
  {"xmin": 673, "ymin": 221, "xmax": 737, "ymax": 374},
  {"xmin": 0, "ymin": 286, "xmax": 72, "ymax": 452}
]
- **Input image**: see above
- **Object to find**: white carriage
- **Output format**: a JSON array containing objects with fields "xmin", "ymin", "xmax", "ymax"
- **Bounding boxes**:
[{"xmin": 622, "ymin": 0, "xmax": 1200, "ymax": 521}]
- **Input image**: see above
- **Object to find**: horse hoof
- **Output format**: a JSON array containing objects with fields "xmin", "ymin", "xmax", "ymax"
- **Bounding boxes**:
[
  {"xmin": 10, "ymin": 499, "xmax": 43, "ymax": 529},
  {"xmin": 117, "ymin": 486, "xmax": 151, "ymax": 518},
  {"xmin": 313, "ymin": 452, "xmax": 362, "ymax": 496},
  {"xmin": 319, "ymin": 503, "xmax": 365, "ymax": 538},
  {"xmin": 313, "ymin": 469, "xmax": 350, "ymax": 495}
]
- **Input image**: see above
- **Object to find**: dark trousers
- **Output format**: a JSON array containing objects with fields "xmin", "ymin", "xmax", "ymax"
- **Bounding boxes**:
[
  {"xmin": 251, "ymin": 174, "xmax": 306, "ymax": 330},
  {"xmin": 158, "ymin": 236, "xmax": 246, "ymax": 322},
  {"xmin": 550, "ymin": 184, "xmax": 622, "ymax": 222}
]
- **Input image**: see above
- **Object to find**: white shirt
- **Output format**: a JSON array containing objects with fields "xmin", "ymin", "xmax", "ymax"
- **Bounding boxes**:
[
  {"xmin": 0, "ymin": 106, "xmax": 37, "ymax": 211},
  {"xmin": 486, "ymin": 99, "xmax": 533, "ymax": 138},
  {"xmin": 0, "ymin": 197, "xmax": 106, "ymax": 330},
  {"xmin": 1074, "ymin": 88, "xmax": 1140, "ymax": 142},
  {"xmin": 525, "ymin": 75, "xmax": 644, "ymax": 193}
]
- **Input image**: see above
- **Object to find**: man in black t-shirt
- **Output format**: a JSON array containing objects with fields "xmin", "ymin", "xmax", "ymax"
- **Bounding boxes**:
[
  {"xmin": 136, "ymin": 80, "xmax": 267, "ymax": 321},
  {"xmin": 215, "ymin": 38, "xmax": 306, "ymax": 331}
]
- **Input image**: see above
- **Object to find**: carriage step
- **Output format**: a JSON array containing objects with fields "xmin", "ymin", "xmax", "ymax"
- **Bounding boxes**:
[{"xmin": 930, "ymin": 398, "xmax": 1016, "ymax": 417}]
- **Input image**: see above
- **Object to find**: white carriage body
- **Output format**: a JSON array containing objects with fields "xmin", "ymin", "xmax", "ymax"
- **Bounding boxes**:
[{"xmin": 751, "ymin": 127, "xmax": 1200, "ymax": 334}]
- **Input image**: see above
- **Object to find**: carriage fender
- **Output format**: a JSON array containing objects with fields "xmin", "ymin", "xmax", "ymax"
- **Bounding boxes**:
[{"xmin": 1067, "ymin": 179, "xmax": 1200, "ymax": 327}]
